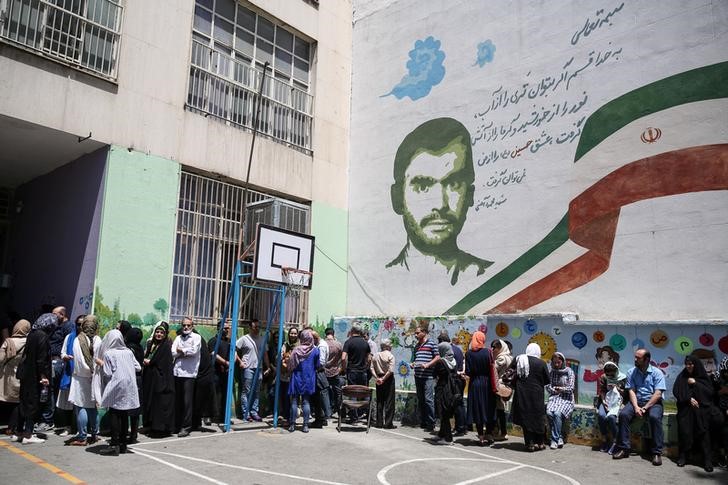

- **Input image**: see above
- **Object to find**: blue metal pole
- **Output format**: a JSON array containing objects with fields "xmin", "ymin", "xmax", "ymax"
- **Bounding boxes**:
[
  {"xmin": 224, "ymin": 260, "xmax": 243, "ymax": 432},
  {"xmin": 272, "ymin": 284, "xmax": 286, "ymax": 429}
]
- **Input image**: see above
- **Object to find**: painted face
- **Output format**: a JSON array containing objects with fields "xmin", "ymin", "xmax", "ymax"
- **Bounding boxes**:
[
  {"xmin": 597, "ymin": 350, "xmax": 610, "ymax": 366},
  {"xmin": 400, "ymin": 142, "xmax": 473, "ymax": 251}
]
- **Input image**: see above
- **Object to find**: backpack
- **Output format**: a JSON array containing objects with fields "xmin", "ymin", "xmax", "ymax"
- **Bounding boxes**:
[{"xmin": 442, "ymin": 370, "xmax": 463, "ymax": 412}]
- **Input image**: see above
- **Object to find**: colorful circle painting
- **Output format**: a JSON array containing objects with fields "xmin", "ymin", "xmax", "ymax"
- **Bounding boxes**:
[
  {"xmin": 524, "ymin": 319, "xmax": 538, "ymax": 335},
  {"xmin": 673, "ymin": 336, "xmax": 693, "ymax": 355},
  {"xmin": 719, "ymin": 335, "xmax": 728, "ymax": 354},
  {"xmin": 529, "ymin": 332, "xmax": 556, "ymax": 361},
  {"xmin": 511, "ymin": 327, "xmax": 522, "ymax": 339},
  {"xmin": 609, "ymin": 334, "xmax": 627, "ymax": 352},
  {"xmin": 593, "ymin": 330, "xmax": 605, "ymax": 343},
  {"xmin": 699, "ymin": 333, "xmax": 714, "ymax": 346},
  {"xmin": 572, "ymin": 332, "xmax": 587, "ymax": 349},
  {"xmin": 650, "ymin": 330, "xmax": 669, "ymax": 348},
  {"xmin": 632, "ymin": 338, "xmax": 645, "ymax": 350},
  {"xmin": 495, "ymin": 322, "xmax": 509, "ymax": 338}
]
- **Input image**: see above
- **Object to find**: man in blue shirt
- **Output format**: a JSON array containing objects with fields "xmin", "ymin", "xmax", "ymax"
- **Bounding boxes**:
[
  {"xmin": 411, "ymin": 324, "xmax": 440, "ymax": 432},
  {"xmin": 613, "ymin": 348, "xmax": 666, "ymax": 465}
]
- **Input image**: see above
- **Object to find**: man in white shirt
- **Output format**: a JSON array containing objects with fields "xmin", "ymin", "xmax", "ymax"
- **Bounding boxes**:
[
  {"xmin": 172, "ymin": 317, "xmax": 201, "ymax": 437},
  {"xmin": 236, "ymin": 319, "xmax": 269, "ymax": 422}
]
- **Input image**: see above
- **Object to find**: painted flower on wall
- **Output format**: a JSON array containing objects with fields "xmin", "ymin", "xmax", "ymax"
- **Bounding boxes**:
[
  {"xmin": 389, "ymin": 334, "xmax": 400, "ymax": 348},
  {"xmin": 383, "ymin": 36, "xmax": 446, "ymax": 101},
  {"xmin": 397, "ymin": 360, "xmax": 411, "ymax": 378},
  {"xmin": 474, "ymin": 39, "xmax": 496, "ymax": 67},
  {"xmin": 384, "ymin": 319, "xmax": 395, "ymax": 332}
]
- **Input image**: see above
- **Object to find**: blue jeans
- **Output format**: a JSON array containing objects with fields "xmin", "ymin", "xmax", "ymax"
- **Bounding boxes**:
[
  {"xmin": 290, "ymin": 394, "xmax": 311, "ymax": 427},
  {"xmin": 74, "ymin": 406, "xmax": 98, "ymax": 440},
  {"xmin": 240, "ymin": 368, "xmax": 261, "ymax": 419},
  {"xmin": 597, "ymin": 406, "xmax": 618, "ymax": 442},
  {"xmin": 41, "ymin": 359, "xmax": 64, "ymax": 425},
  {"xmin": 547, "ymin": 410, "xmax": 564, "ymax": 444},
  {"xmin": 415, "ymin": 376, "xmax": 435, "ymax": 429},
  {"xmin": 618, "ymin": 401, "xmax": 663, "ymax": 454}
]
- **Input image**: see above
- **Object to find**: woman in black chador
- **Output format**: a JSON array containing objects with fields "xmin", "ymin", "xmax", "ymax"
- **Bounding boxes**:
[
  {"xmin": 673, "ymin": 355, "xmax": 720, "ymax": 472},
  {"xmin": 142, "ymin": 322, "xmax": 175, "ymax": 436}
]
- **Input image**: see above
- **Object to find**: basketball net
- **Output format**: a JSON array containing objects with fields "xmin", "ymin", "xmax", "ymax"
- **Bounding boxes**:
[{"xmin": 281, "ymin": 267, "xmax": 312, "ymax": 298}]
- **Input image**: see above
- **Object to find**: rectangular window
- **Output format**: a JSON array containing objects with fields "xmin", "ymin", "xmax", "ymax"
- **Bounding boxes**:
[
  {"xmin": 188, "ymin": 0, "xmax": 315, "ymax": 152},
  {"xmin": 171, "ymin": 172, "xmax": 310, "ymax": 326},
  {"xmin": 0, "ymin": 0, "xmax": 123, "ymax": 80}
]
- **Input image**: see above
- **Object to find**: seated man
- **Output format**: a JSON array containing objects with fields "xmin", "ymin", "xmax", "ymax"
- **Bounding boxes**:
[{"xmin": 612, "ymin": 349, "xmax": 666, "ymax": 466}]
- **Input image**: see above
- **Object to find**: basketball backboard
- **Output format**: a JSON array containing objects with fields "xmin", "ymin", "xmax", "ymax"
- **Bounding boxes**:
[{"xmin": 253, "ymin": 224, "xmax": 314, "ymax": 289}]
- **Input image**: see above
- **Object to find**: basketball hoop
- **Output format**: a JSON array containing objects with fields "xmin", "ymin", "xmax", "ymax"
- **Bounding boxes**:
[{"xmin": 281, "ymin": 267, "xmax": 312, "ymax": 298}]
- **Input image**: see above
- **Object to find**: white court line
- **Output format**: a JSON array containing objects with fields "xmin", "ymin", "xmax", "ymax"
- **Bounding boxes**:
[
  {"xmin": 376, "ymin": 458, "xmax": 510, "ymax": 485},
  {"xmin": 137, "ymin": 447, "xmax": 351, "ymax": 485},
  {"xmin": 133, "ymin": 448, "xmax": 229, "ymax": 485},
  {"xmin": 452, "ymin": 465, "xmax": 526, "ymax": 485},
  {"xmin": 131, "ymin": 426, "xmax": 263, "ymax": 447},
  {"xmin": 374, "ymin": 428, "xmax": 580, "ymax": 485}
]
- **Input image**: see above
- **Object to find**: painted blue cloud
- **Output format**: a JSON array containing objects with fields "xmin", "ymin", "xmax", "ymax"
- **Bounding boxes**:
[
  {"xmin": 383, "ymin": 36, "xmax": 445, "ymax": 101},
  {"xmin": 474, "ymin": 39, "xmax": 496, "ymax": 67}
]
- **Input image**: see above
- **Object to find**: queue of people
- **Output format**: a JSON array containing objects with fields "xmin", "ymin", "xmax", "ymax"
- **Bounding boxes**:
[{"xmin": 3, "ymin": 313, "xmax": 728, "ymax": 473}]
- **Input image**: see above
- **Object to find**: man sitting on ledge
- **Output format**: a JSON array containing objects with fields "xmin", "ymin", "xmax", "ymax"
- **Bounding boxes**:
[{"xmin": 612, "ymin": 348, "xmax": 666, "ymax": 466}]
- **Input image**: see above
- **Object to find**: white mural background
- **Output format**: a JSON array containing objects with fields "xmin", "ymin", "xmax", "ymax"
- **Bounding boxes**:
[{"xmin": 347, "ymin": 0, "xmax": 728, "ymax": 320}]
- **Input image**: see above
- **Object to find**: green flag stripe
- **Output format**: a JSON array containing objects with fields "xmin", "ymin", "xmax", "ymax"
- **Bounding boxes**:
[
  {"xmin": 575, "ymin": 61, "xmax": 728, "ymax": 162},
  {"xmin": 445, "ymin": 213, "xmax": 569, "ymax": 315}
]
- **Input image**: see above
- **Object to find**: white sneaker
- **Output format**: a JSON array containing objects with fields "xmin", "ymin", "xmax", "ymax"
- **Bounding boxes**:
[
  {"xmin": 550, "ymin": 441, "xmax": 558, "ymax": 449},
  {"xmin": 10, "ymin": 435, "xmax": 20, "ymax": 442},
  {"xmin": 58, "ymin": 429, "xmax": 70, "ymax": 437},
  {"xmin": 557, "ymin": 438, "xmax": 564, "ymax": 448},
  {"xmin": 22, "ymin": 435, "xmax": 46, "ymax": 444}
]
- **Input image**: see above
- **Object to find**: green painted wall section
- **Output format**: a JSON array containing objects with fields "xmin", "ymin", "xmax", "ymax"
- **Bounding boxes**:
[
  {"xmin": 93, "ymin": 146, "xmax": 180, "ymax": 331},
  {"xmin": 308, "ymin": 201, "xmax": 348, "ymax": 328}
]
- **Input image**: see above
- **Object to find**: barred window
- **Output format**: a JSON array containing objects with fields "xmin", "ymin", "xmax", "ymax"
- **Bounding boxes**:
[
  {"xmin": 187, "ymin": 0, "xmax": 314, "ymax": 152},
  {"xmin": 0, "ymin": 0, "xmax": 123, "ymax": 80},
  {"xmin": 171, "ymin": 172, "xmax": 310, "ymax": 327}
]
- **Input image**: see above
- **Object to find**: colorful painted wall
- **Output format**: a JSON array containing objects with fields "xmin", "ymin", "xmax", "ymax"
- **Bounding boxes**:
[
  {"xmin": 93, "ymin": 146, "xmax": 180, "ymax": 334},
  {"xmin": 347, "ymin": 0, "xmax": 728, "ymax": 319},
  {"xmin": 333, "ymin": 315, "xmax": 728, "ymax": 407},
  {"xmin": 308, "ymin": 201, "xmax": 348, "ymax": 326}
]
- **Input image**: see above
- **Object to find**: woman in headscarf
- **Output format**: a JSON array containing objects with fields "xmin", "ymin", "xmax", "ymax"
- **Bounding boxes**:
[
  {"xmin": 509, "ymin": 342, "xmax": 549, "ymax": 451},
  {"xmin": 596, "ymin": 361, "xmax": 626, "ymax": 454},
  {"xmin": 66, "ymin": 315, "xmax": 102, "ymax": 446},
  {"xmin": 142, "ymin": 321, "xmax": 175, "ymax": 436},
  {"xmin": 673, "ymin": 355, "xmax": 717, "ymax": 472},
  {"xmin": 491, "ymin": 339, "xmax": 513, "ymax": 440},
  {"xmin": 466, "ymin": 331, "xmax": 497, "ymax": 445},
  {"xmin": 56, "ymin": 315, "xmax": 85, "ymax": 429},
  {"xmin": 279, "ymin": 326, "xmax": 299, "ymax": 426},
  {"xmin": 432, "ymin": 341, "xmax": 458, "ymax": 445},
  {"xmin": 99, "ymin": 330, "xmax": 141, "ymax": 456},
  {"xmin": 546, "ymin": 352, "xmax": 575, "ymax": 449},
  {"xmin": 287, "ymin": 328, "xmax": 319, "ymax": 433},
  {"xmin": 17, "ymin": 313, "xmax": 57, "ymax": 444},
  {"xmin": 0, "ymin": 319, "xmax": 31, "ymax": 438},
  {"xmin": 716, "ymin": 357, "xmax": 728, "ymax": 468},
  {"xmin": 125, "ymin": 327, "xmax": 144, "ymax": 443}
]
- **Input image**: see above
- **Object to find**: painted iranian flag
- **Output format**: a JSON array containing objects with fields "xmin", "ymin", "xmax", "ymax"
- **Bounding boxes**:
[{"xmin": 447, "ymin": 61, "xmax": 728, "ymax": 315}]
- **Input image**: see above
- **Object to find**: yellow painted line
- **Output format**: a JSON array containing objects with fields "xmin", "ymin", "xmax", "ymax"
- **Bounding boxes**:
[{"xmin": 0, "ymin": 440, "xmax": 87, "ymax": 484}]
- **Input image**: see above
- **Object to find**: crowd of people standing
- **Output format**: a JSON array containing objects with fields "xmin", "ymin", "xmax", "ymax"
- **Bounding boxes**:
[{"xmin": 2, "ymin": 311, "xmax": 727, "ymax": 472}]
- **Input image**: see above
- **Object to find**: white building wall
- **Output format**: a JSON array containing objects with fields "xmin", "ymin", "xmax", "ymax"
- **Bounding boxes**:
[{"xmin": 0, "ymin": 0, "xmax": 352, "ymax": 209}]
